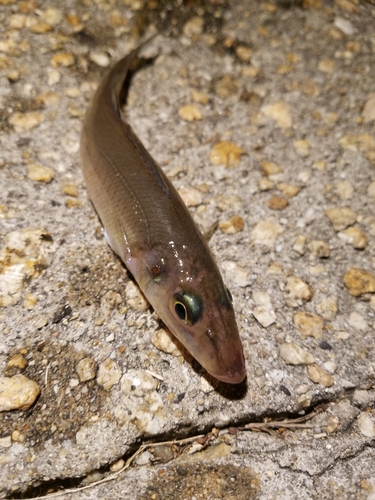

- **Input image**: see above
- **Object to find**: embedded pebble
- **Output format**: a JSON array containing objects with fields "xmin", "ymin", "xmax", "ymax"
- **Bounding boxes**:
[
  {"xmin": 215, "ymin": 75, "xmax": 240, "ymax": 98},
  {"xmin": 367, "ymin": 181, "xmax": 375, "ymax": 197},
  {"xmin": 24, "ymin": 293, "xmax": 38, "ymax": 310},
  {"xmin": 178, "ymin": 187, "xmax": 202, "ymax": 207},
  {"xmin": 357, "ymin": 412, "xmax": 375, "ymax": 437},
  {"xmin": 29, "ymin": 21, "xmax": 52, "ymax": 34},
  {"xmin": 308, "ymin": 364, "xmax": 334, "ymax": 387},
  {"xmin": 343, "ymin": 267, "xmax": 375, "ymax": 296},
  {"xmin": 316, "ymin": 296, "xmax": 339, "ymax": 321},
  {"xmin": 125, "ymin": 281, "xmax": 149, "ymax": 311},
  {"xmin": 27, "ymin": 164, "xmax": 55, "ymax": 183},
  {"xmin": 347, "ymin": 311, "xmax": 368, "ymax": 331},
  {"xmin": 261, "ymin": 101, "xmax": 292, "ymax": 128},
  {"xmin": 89, "ymin": 51, "xmax": 110, "ymax": 67},
  {"xmin": 277, "ymin": 183, "xmax": 301, "ymax": 198},
  {"xmin": 48, "ymin": 69, "xmax": 61, "ymax": 86},
  {"xmin": 353, "ymin": 389, "xmax": 375, "ymax": 409},
  {"xmin": 76, "ymin": 358, "xmax": 97, "ymax": 382},
  {"xmin": 293, "ymin": 139, "xmax": 310, "ymax": 158},
  {"xmin": 259, "ymin": 177, "xmax": 274, "ymax": 191},
  {"xmin": 178, "ymin": 105, "xmax": 202, "ymax": 122},
  {"xmin": 309, "ymin": 240, "xmax": 330, "ymax": 258},
  {"xmin": 325, "ymin": 207, "xmax": 357, "ymax": 231},
  {"xmin": 293, "ymin": 234, "xmax": 307, "ymax": 255},
  {"xmin": 183, "ymin": 16, "xmax": 204, "ymax": 37},
  {"xmin": 334, "ymin": 16, "xmax": 355, "ymax": 35},
  {"xmin": 42, "ymin": 6, "xmax": 62, "ymax": 25},
  {"xmin": 62, "ymin": 184, "xmax": 79, "ymax": 197},
  {"xmin": 236, "ymin": 45, "xmax": 253, "ymax": 62},
  {"xmin": 294, "ymin": 311, "xmax": 324, "ymax": 340},
  {"xmin": 8, "ymin": 111, "xmax": 44, "ymax": 131},
  {"xmin": 152, "ymin": 328, "xmax": 183, "ymax": 357},
  {"xmin": 219, "ymin": 215, "xmax": 244, "ymax": 234},
  {"xmin": 36, "ymin": 91, "xmax": 61, "ymax": 107},
  {"xmin": 261, "ymin": 161, "xmax": 283, "ymax": 176},
  {"xmin": 284, "ymin": 276, "xmax": 314, "ymax": 308},
  {"xmin": 338, "ymin": 227, "xmax": 366, "ymax": 249},
  {"xmin": 252, "ymin": 293, "xmax": 276, "ymax": 328},
  {"xmin": 0, "ymin": 374, "xmax": 40, "ymax": 412},
  {"xmin": 362, "ymin": 94, "xmax": 375, "ymax": 124},
  {"xmin": 110, "ymin": 459, "xmax": 125, "ymax": 472},
  {"xmin": 0, "ymin": 436, "xmax": 12, "ymax": 448},
  {"xmin": 191, "ymin": 90, "xmax": 209, "ymax": 104},
  {"xmin": 268, "ymin": 196, "xmax": 288, "ymax": 210},
  {"xmin": 318, "ymin": 58, "xmax": 335, "ymax": 73},
  {"xmin": 65, "ymin": 198, "xmax": 82, "ymax": 209},
  {"xmin": 221, "ymin": 261, "xmax": 249, "ymax": 287},
  {"xmin": 96, "ymin": 359, "xmax": 122, "ymax": 390},
  {"xmin": 326, "ymin": 415, "xmax": 340, "ymax": 433},
  {"xmin": 7, "ymin": 353, "xmax": 27, "ymax": 369},
  {"xmin": 251, "ymin": 219, "xmax": 283, "ymax": 246},
  {"xmin": 51, "ymin": 52, "xmax": 75, "ymax": 67},
  {"xmin": 210, "ymin": 141, "xmax": 244, "ymax": 168},
  {"xmin": 336, "ymin": 180, "xmax": 353, "ymax": 200},
  {"xmin": 279, "ymin": 343, "xmax": 315, "ymax": 365}
]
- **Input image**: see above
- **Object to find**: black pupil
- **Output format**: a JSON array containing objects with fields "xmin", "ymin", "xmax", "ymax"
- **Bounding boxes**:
[{"xmin": 175, "ymin": 302, "xmax": 187, "ymax": 321}]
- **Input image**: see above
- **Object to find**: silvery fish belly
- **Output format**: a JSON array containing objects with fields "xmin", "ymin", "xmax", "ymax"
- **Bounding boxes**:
[{"xmin": 80, "ymin": 40, "xmax": 246, "ymax": 384}]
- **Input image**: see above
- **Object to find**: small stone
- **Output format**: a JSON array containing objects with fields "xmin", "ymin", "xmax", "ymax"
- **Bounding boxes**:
[
  {"xmin": 0, "ymin": 436, "xmax": 12, "ymax": 448},
  {"xmin": 48, "ymin": 69, "xmax": 60, "ymax": 86},
  {"xmin": 362, "ymin": 94, "xmax": 375, "ymax": 124},
  {"xmin": 347, "ymin": 312, "xmax": 368, "ymax": 331},
  {"xmin": 316, "ymin": 296, "xmax": 339, "ymax": 321},
  {"xmin": 152, "ymin": 328, "xmax": 183, "ymax": 357},
  {"xmin": 65, "ymin": 198, "xmax": 82, "ymax": 209},
  {"xmin": 293, "ymin": 139, "xmax": 310, "ymax": 158},
  {"xmin": 368, "ymin": 181, "xmax": 375, "ymax": 197},
  {"xmin": 7, "ymin": 353, "xmax": 27, "ymax": 369},
  {"xmin": 8, "ymin": 13, "xmax": 26, "ymax": 29},
  {"xmin": 284, "ymin": 276, "xmax": 314, "ymax": 308},
  {"xmin": 293, "ymin": 235, "xmax": 307, "ymax": 255},
  {"xmin": 235, "ymin": 45, "xmax": 253, "ymax": 62},
  {"xmin": 210, "ymin": 141, "xmax": 244, "ymax": 168},
  {"xmin": 335, "ymin": 0, "xmax": 359, "ymax": 13},
  {"xmin": 259, "ymin": 177, "xmax": 274, "ymax": 191},
  {"xmin": 62, "ymin": 184, "xmax": 78, "ymax": 197},
  {"xmin": 308, "ymin": 364, "xmax": 334, "ymax": 387},
  {"xmin": 338, "ymin": 227, "xmax": 366, "ymax": 249},
  {"xmin": 318, "ymin": 58, "xmax": 335, "ymax": 73},
  {"xmin": 279, "ymin": 343, "xmax": 315, "ymax": 365},
  {"xmin": 336, "ymin": 180, "xmax": 353, "ymax": 200},
  {"xmin": 23, "ymin": 293, "xmax": 38, "ymax": 310},
  {"xmin": 344, "ymin": 267, "xmax": 375, "ymax": 296},
  {"xmin": 7, "ymin": 70, "xmax": 20, "ymax": 82},
  {"xmin": 89, "ymin": 51, "xmax": 110, "ymax": 67},
  {"xmin": 251, "ymin": 218, "xmax": 283, "ymax": 247},
  {"xmin": 294, "ymin": 311, "xmax": 324, "ymax": 340},
  {"xmin": 221, "ymin": 261, "xmax": 249, "ymax": 287},
  {"xmin": 183, "ymin": 16, "xmax": 204, "ymax": 37},
  {"xmin": 261, "ymin": 101, "xmax": 292, "ymax": 128},
  {"xmin": 76, "ymin": 358, "xmax": 97, "ymax": 382},
  {"xmin": 96, "ymin": 359, "xmax": 121, "ymax": 390},
  {"xmin": 29, "ymin": 21, "xmax": 52, "ymax": 33},
  {"xmin": 35, "ymin": 315, "xmax": 48, "ymax": 329},
  {"xmin": 268, "ymin": 196, "xmax": 289, "ymax": 210},
  {"xmin": 219, "ymin": 215, "xmax": 244, "ymax": 234},
  {"xmin": 261, "ymin": 161, "xmax": 283, "ymax": 176},
  {"xmin": 42, "ymin": 6, "xmax": 62, "ymax": 25},
  {"xmin": 51, "ymin": 52, "xmax": 75, "ymax": 67},
  {"xmin": 309, "ymin": 240, "xmax": 330, "ymax": 258},
  {"xmin": 110, "ymin": 459, "xmax": 125, "ymax": 472},
  {"xmin": 191, "ymin": 90, "xmax": 209, "ymax": 104},
  {"xmin": 125, "ymin": 281, "xmax": 149, "ymax": 311},
  {"xmin": 325, "ymin": 207, "xmax": 357, "ymax": 231},
  {"xmin": 0, "ymin": 374, "xmax": 40, "ymax": 411},
  {"xmin": 37, "ymin": 91, "xmax": 61, "ymax": 107},
  {"xmin": 8, "ymin": 111, "xmax": 44, "ymax": 131},
  {"xmin": 326, "ymin": 415, "xmax": 340, "ymax": 433},
  {"xmin": 298, "ymin": 393, "xmax": 312, "ymax": 409},
  {"xmin": 312, "ymin": 160, "xmax": 326, "ymax": 171},
  {"xmin": 357, "ymin": 413, "xmax": 375, "ymax": 437},
  {"xmin": 334, "ymin": 16, "xmax": 356, "ymax": 35},
  {"xmin": 353, "ymin": 389, "xmax": 375, "ymax": 410},
  {"xmin": 27, "ymin": 164, "xmax": 55, "ymax": 183},
  {"xmin": 178, "ymin": 104, "xmax": 203, "ymax": 122},
  {"xmin": 215, "ymin": 75, "xmax": 240, "ymax": 98},
  {"xmin": 178, "ymin": 187, "xmax": 202, "ymax": 206},
  {"xmin": 252, "ymin": 306, "xmax": 276, "ymax": 328},
  {"xmin": 277, "ymin": 183, "xmax": 301, "ymax": 198}
]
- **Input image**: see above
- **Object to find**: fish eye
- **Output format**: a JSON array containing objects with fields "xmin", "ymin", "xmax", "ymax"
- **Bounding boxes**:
[{"xmin": 173, "ymin": 292, "xmax": 202, "ymax": 326}]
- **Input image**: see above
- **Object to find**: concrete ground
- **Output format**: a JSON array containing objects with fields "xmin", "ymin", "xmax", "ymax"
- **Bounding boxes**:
[{"xmin": 0, "ymin": 0, "xmax": 375, "ymax": 498}]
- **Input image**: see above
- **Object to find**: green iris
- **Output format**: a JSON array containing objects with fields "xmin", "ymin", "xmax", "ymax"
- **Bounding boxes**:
[{"xmin": 173, "ymin": 291, "xmax": 202, "ymax": 325}]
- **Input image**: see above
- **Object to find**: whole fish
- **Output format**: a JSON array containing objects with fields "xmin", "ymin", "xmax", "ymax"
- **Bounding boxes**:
[{"xmin": 80, "ymin": 40, "xmax": 246, "ymax": 384}]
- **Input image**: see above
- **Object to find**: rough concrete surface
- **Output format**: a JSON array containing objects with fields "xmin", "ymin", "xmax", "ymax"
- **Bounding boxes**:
[{"xmin": 0, "ymin": 0, "xmax": 375, "ymax": 498}]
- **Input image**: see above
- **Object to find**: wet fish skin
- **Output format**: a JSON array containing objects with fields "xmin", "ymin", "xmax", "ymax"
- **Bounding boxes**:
[{"xmin": 80, "ymin": 41, "xmax": 246, "ymax": 384}]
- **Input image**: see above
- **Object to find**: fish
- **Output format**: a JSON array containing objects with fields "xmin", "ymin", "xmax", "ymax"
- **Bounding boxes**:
[{"xmin": 80, "ymin": 39, "xmax": 246, "ymax": 384}]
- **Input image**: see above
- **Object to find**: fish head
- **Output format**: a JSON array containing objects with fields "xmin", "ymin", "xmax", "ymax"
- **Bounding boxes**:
[{"xmin": 135, "ymin": 245, "xmax": 246, "ymax": 384}]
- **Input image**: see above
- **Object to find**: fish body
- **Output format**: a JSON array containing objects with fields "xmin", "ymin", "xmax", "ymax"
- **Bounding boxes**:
[{"xmin": 80, "ymin": 41, "xmax": 246, "ymax": 384}]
